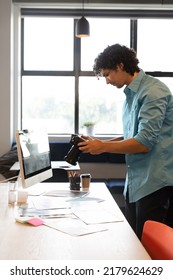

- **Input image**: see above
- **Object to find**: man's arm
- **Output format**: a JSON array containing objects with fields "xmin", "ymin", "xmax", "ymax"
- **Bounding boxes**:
[{"xmin": 78, "ymin": 137, "xmax": 149, "ymax": 155}]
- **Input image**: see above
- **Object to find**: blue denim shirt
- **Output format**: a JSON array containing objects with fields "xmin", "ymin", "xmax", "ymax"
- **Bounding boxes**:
[{"xmin": 123, "ymin": 69, "xmax": 173, "ymax": 202}]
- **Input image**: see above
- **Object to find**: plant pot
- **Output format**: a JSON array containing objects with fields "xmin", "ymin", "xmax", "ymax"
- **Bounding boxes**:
[{"xmin": 85, "ymin": 125, "xmax": 95, "ymax": 136}]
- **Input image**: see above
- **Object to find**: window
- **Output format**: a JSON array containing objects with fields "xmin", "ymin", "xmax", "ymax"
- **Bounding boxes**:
[
  {"xmin": 24, "ymin": 17, "xmax": 74, "ymax": 70},
  {"xmin": 20, "ymin": 9, "xmax": 173, "ymax": 137},
  {"xmin": 78, "ymin": 77, "xmax": 124, "ymax": 135},
  {"xmin": 21, "ymin": 15, "xmax": 128, "ymax": 135},
  {"xmin": 22, "ymin": 76, "xmax": 75, "ymax": 134},
  {"xmin": 137, "ymin": 19, "xmax": 173, "ymax": 71},
  {"xmin": 81, "ymin": 18, "xmax": 130, "ymax": 71}
]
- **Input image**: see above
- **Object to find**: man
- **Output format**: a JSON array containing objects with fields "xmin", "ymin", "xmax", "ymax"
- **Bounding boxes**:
[{"xmin": 78, "ymin": 43, "xmax": 173, "ymax": 239}]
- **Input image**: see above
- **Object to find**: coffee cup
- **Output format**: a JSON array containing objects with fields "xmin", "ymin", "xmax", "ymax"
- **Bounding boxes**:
[{"xmin": 80, "ymin": 174, "xmax": 91, "ymax": 190}]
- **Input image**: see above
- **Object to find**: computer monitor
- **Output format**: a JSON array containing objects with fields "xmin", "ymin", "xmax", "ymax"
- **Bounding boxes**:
[{"xmin": 15, "ymin": 128, "xmax": 52, "ymax": 188}]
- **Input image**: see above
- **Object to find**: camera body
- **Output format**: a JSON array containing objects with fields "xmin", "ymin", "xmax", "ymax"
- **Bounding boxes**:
[{"xmin": 64, "ymin": 134, "xmax": 85, "ymax": 165}]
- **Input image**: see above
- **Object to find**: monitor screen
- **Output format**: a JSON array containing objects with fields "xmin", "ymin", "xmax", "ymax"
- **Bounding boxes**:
[{"xmin": 15, "ymin": 128, "xmax": 52, "ymax": 188}]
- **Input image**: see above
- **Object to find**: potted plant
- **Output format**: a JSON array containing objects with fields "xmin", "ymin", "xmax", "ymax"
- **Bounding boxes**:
[{"xmin": 82, "ymin": 121, "xmax": 95, "ymax": 136}]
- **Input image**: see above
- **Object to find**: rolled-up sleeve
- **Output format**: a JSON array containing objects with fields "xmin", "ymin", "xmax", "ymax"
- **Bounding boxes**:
[{"xmin": 134, "ymin": 96, "xmax": 169, "ymax": 150}]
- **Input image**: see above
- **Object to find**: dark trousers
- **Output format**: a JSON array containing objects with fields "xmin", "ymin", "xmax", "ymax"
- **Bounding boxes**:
[{"xmin": 125, "ymin": 186, "xmax": 173, "ymax": 240}]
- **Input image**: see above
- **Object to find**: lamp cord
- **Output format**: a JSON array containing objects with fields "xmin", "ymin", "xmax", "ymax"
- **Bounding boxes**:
[{"xmin": 82, "ymin": 0, "xmax": 84, "ymax": 16}]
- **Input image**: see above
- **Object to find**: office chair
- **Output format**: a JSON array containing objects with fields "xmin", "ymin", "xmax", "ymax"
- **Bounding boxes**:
[{"xmin": 141, "ymin": 220, "xmax": 173, "ymax": 260}]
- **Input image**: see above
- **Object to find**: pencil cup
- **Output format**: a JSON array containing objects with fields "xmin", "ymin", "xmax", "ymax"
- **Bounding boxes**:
[
  {"xmin": 80, "ymin": 174, "xmax": 91, "ymax": 190},
  {"xmin": 69, "ymin": 176, "xmax": 80, "ymax": 191}
]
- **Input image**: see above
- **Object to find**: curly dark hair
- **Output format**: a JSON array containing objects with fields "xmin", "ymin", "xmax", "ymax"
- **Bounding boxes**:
[{"xmin": 93, "ymin": 44, "xmax": 140, "ymax": 76}]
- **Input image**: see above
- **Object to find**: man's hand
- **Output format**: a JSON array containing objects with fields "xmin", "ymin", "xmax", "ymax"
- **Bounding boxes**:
[{"xmin": 78, "ymin": 138, "xmax": 104, "ymax": 154}]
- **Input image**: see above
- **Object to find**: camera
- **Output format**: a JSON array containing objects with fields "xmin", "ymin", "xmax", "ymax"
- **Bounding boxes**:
[{"xmin": 64, "ymin": 134, "xmax": 85, "ymax": 165}]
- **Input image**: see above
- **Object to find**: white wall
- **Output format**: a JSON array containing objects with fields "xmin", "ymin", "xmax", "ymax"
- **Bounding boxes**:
[{"xmin": 0, "ymin": 0, "xmax": 12, "ymax": 156}]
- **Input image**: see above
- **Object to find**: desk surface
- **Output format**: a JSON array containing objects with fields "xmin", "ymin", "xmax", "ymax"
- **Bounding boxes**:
[
  {"xmin": 0, "ymin": 182, "xmax": 150, "ymax": 260},
  {"xmin": 10, "ymin": 161, "xmax": 80, "ymax": 171}
]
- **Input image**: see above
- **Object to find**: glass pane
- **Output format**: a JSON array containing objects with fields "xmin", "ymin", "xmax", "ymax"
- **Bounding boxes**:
[
  {"xmin": 24, "ymin": 17, "xmax": 74, "ymax": 70},
  {"xmin": 22, "ymin": 76, "xmax": 75, "ymax": 134},
  {"xmin": 159, "ymin": 77, "xmax": 173, "ymax": 93},
  {"xmin": 79, "ymin": 77, "xmax": 125, "ymax": 135},
  {"xmin": 81, "ymin": 18, "xmax": 130, "ymax": 71},
  {"xmin": 137, "ymin": 19, "xmax": 173, "ymax": 71}
]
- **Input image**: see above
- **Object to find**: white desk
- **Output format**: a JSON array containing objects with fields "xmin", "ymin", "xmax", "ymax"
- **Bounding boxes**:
[
  {"xmin": 0, "ymin": 182, "xmax": 151, "ymax": 260},
  {"xmin": 51, "ymin": 161, "xmax": 80, "ymax": 171},
  {"xmin": 10, "ymin": 161, "xmax": 80, "ymax": 171}
]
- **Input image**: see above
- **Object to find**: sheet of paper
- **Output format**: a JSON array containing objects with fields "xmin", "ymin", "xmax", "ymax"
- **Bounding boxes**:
[
  {"xmin": 72, "ymin": 203, "xmax": 124, "ymax": 224},
  {"xmin": 31, "ymin": 196, "xmax": 70, "ymax": 210},
  {"xmin": 44, "ymin": 217, "xmax": 107, "ymax": 236},
  {"xmin": 43, "ymin": 189, "xmax": 88, "ymax": 198},
  {"xmin": 66, "ymin": 196, "xmax": 104, "ymax": 203},
  {"xmin": 16, "ymin": 205, "xmax": 73, "ymax": 218}
]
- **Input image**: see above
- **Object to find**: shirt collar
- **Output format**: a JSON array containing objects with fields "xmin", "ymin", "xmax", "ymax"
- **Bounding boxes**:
[{"xmin": 124, "ymin": 69, "xmax": 145, "ymax": 94}]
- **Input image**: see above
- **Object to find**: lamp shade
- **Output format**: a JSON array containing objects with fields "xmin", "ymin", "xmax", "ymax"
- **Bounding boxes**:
[{"xmin": 75, "ymin": 16, "xmax": 90, "ymax": 38}]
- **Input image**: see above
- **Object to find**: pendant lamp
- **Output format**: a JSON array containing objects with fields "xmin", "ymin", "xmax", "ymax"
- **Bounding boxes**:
[{"xmin": 75, "ymin": 0, "xmax": 90, "ymax": 38}]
